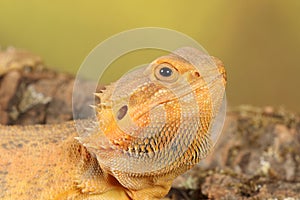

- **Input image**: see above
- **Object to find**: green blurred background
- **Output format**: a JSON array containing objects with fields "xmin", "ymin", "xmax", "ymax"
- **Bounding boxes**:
[{"xmin": 0, "ymin": 0, "xmax": 299, "ymax": 111}]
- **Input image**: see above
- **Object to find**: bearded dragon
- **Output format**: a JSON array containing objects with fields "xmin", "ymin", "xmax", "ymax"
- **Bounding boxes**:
[{"xmin": 0, "ymin": 47, "xmax": 227, "ymax": 200}]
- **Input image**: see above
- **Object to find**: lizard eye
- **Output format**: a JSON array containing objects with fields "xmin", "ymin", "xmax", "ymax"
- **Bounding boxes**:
[
  {"xmin": 159, "ymin": 67, "xmax": 172, "ymax": 77},
  {"xmin": 154, "ymin": 63, "xmax": 178, "ymax": 83}
]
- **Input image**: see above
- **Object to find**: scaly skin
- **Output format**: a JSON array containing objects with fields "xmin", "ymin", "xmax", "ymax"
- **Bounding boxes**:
[
  {"xmin": 0, "ymin": 121, "xmax": 129, "ymax": 199},
  {"xmin": 0, "ymin": 47, "xmax": 227, "ymax": 200}
]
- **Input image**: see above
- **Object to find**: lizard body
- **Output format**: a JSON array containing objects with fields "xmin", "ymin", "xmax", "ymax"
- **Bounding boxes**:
[
  {"xmin": 0, "ymin": 121, "xmax": 129, "ymax": 199},
  {"xmin": 0, "ymin": 47, "xmax": 227, "ymax": 199}
]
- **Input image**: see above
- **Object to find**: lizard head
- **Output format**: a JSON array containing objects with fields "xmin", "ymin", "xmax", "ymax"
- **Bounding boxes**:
[{"xmin": 79, "ymin": 47, "xmax": 226, "ymax": 174}]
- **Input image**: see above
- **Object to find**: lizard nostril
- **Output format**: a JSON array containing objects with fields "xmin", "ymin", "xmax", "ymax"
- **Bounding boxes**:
[{"xmin": 117, "ymin": 105, "xmax": 128, "ymax": 120}]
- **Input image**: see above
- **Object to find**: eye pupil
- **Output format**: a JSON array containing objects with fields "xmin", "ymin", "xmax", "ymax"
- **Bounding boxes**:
[{"xmin": 159, "ymin": 67, "xmax": 172, "ymax": 77}]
